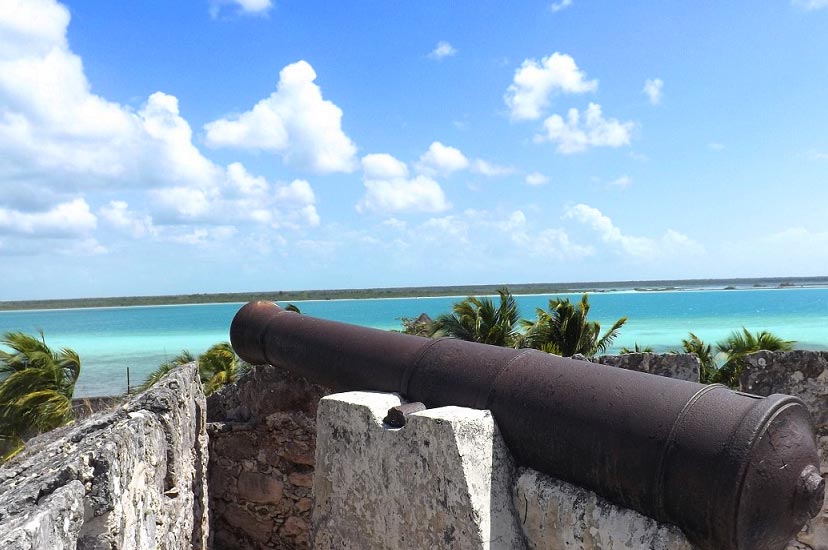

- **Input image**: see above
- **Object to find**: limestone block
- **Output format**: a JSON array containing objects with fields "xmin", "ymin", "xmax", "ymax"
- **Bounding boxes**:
[
  {"xmin": 515, "ymin": 469, "xmax": 696, "ymax": 550},
  {"xmin": 740, "ymin": 350, "xmax": 828, "ymax": 431},
  {"xmin": 0, "ymin": 363, "xmax": 209, "ymax": 550},
  {"xmin": 594, "ymin": 353, "xmax": 701, "ymax": 383},
  {"xmin": 312, "ymin": 391, "xmax": 527, "ymax": 550}
]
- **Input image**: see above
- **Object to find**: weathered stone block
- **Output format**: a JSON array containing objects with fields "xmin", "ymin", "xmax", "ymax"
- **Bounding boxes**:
[
  {"xmin": 238, "ymin": 471, "xmax": 284, "ymax": 503},
  {"xmin": 312, "ymin": 391, "xmax": 527, "ymax": 550},
  {"xmin": 515, "ymin": 468, "xmax": 695, "ymax": 550},
  {"xmin": 595, "ymin": 353, "xmax": 701, "ymax": 382},
  {"xmin": 223, "ymin": 505, "xmax": 274, "ymax": 544},
  {"xmin": 0, "ymin": 363, "xmax": 209, "ymax": 550}
]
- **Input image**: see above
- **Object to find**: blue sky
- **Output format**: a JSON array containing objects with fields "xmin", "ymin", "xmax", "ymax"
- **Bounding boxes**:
[{"xmin": 1, "ymin": 0, "xmax": 827, "ymax": 300}]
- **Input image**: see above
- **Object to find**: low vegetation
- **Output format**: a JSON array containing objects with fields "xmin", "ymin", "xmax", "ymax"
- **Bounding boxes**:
[
  {"xmin": 0, "ymin": 332, "xmax": 81, "ymax": 462},
  {"xmin": 423, "ymin": 287, "xmax": 793, "ymax": 387},
  {"xmin": 140, "ymin": 342, "xmax": 251, "ymax": 396}
]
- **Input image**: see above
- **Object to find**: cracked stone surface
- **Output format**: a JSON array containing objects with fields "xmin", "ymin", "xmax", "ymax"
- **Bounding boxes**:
[
  {"xmin": 0, "ymin": 363, "xmax": 209, "ymax": 550},
  {"xmin": 312, "ymin": 391, "xmax": 527, "ymax": 550}
]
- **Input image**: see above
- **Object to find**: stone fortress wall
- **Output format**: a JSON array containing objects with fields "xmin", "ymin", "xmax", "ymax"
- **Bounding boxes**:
[{"xmin": 0, "ymin": 351, "xmax": 825, "ymax": 549}]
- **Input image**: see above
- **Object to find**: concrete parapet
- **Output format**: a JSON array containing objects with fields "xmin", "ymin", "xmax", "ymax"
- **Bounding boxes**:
[
  {"xmin": 0, "ymin": 363, "xmax": 209, "ymax": 550},
  {"xmin": 312, "ymin": 391, "xmax": 526, "ymax": 549}
]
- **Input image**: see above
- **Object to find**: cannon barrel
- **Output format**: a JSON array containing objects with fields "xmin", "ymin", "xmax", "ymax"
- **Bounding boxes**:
[{"xmin": 230, "ymin": 301, "xmax": 825, "ymax": 550}]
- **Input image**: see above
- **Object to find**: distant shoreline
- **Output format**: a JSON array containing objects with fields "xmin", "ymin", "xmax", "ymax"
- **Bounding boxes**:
[{"xmin": 2, "ymin": 276, "xmax": 827, "ymax": 312}]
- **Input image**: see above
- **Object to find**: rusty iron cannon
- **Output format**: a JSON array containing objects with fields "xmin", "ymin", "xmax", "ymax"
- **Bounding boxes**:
[{"xmin": 230, "ymin": 301, "xmax": 825, "ymax": 550}]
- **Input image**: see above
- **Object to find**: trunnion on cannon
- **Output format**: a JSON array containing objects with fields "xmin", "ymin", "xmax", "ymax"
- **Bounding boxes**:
[{"xmin": 230, "ymin": 300, "xmax": 825, "ymax": 550}]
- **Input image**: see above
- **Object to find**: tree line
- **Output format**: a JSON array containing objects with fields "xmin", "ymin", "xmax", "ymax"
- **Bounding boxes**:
[{"xmin": 398, "ymin": 288, "xmax": 794, "ymax": 386}]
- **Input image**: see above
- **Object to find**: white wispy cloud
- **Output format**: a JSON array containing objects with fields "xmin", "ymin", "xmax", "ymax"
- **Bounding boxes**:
[
  {"xmin": 209, "ymin": 0, "xmax": 273, "ymax": 18},
  {"xmin": 643, "ymin": 78, "xmax": 663, "ymax": 105},
  {"xmin": 709, "ymin": 142, "xmax": 725, "ymax": 151},
  {"xmin": 525, "ymin": 172, "xmax": 549, "ymax": 186},
  {"xmin": 416, "ymin": 141, "xmax": 512, "ymax": 178},
  {"xmin": 471, "ymin": 159, "xmax": 514, "ymax": 177},
  {"xmin": 536, "ymin": 103, "xmax": 634, "ymax": 154},
  {"xmin": 505, "ymin": 52, "xmax": 597, "ymax": 120},
  {"xmin": 565, "ymin": 204, "xmax": 703, "ymax": 260},
  {"xmin": 428, "ymin": 41, "xmax": 457, "ymax": 60},
  {"xmin": 550, "ymin": 0, "xmax": 573, "ymax": 13},
  {"xmin": 416, "ymin": 141, "xmax": 469, "ymax": 175},
  {"xmin": 358, "ymin": 154, "xmax": 450, "ymax": 214},
  {"xmin": 791, "ymin": 0, "xmax": 828, "ymax": 10},
  {"xmin": 608, "ymin": 175, "xmax": 632, "ymax": 189},
  {"xmin": 204, "ymin": 60, "xmax": 357, "ymax": 173}
]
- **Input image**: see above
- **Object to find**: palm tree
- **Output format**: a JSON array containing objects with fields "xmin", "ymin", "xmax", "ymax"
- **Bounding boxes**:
[
  {"xmin": 431, "ymin": 288, "xmax": 520, "ymax": 347},
  {"xmin": 140, "ymin": 343, "xmax": 249, "ymax": 396},
  {"xmin": 520, "ymin": 294, "xmax": 626, "ymax": 357},
  {"xmin": 713, "ymin": 328, "xmax": 794, "ymax": 387},
  {"xmin": 198, "ymin": 342, "xmax": 250, "ymax": 395},
  {"xmin": 681, "ymin": 333, "xmax": 717, "ymax": 384},
  {"xmin": 0, "ymin": 331, "xmax": 82, "ymax": 461},
  {"xmin": 139, "ymin": 350, "xmax": 195, "ymax": 392}
]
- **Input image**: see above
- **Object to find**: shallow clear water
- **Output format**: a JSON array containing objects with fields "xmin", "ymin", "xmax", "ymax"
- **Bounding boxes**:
[{"xmin": 0, "ymin": 288, "xmax": 826, "ymax": 397}]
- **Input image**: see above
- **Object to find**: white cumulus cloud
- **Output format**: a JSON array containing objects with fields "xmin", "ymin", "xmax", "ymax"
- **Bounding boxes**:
[
  {"xmin": 0, "ymin": 198, "xmax": 96, "ymax": 237},
  {"xmin": 428, "ymin": 41, "xmax": 457, "ymax": 60},
  {"xmin": 417, "ymin": 141, "xmax": 469, "ymax": 175},
  {"xmin": 358, "ymin": 153, "xmax": 450, "ymax": 214},
  {"xmin": 643, "ymin": 78, "xmax": 663, "ymax": 105},
  {"xmin": 204, "ymin": 60, "xmax": 357, "ymax": 173},
  {"xmin": 99, "ymin": 201, "xmax": 156, "ymax": 238},
  {"xmin": 362, "ymin": 153, "xmax": 409, "ymax": 180},
  {"xmin": 565, "ymin": 204, "xmax": 703, "ymax": 260},
  {"xmin": 537, "ymin": 103, "xmax": 634, "ymax": 154},
  {"xmin": 505, "ymin": 52, "xmax": 597, "ymax": 121}
]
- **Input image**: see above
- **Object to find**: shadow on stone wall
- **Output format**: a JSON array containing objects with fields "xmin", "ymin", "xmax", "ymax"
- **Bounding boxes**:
[{"xmin": 206, "ymin": 364, "xmax": 329, "ymax": 550}]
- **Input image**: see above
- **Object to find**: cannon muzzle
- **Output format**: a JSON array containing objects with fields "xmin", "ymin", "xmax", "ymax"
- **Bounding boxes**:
[{"xmin": 230, "ymin": 300, "xmax": 825, "ymax": 550}]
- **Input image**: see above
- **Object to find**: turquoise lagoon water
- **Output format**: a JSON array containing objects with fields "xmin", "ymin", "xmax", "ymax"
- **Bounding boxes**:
[{"xmin": 0, "ymin": 288, "xmax": 826, "ymax": 397}]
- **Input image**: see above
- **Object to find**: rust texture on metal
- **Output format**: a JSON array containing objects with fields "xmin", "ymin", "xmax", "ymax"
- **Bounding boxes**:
[{"xmin": 230, "ymin": 300, "xmax": 825, "ymax": 550}]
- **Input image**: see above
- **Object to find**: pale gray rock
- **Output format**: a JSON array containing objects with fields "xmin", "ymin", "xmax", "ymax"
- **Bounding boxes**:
[
  {"xmin": 515, "ymin": 469, "xmax": 696, "ymax": 550},
  {"xmin": 312, "ymin": 391, "xmax": 527, "ymax": 550},
  {"xmin": 0, "ymin": 363, "xmax": 209, "ymax": 550},
  {"xmin": 594, "ymin": 353, "xmax": 701, "ymax": 382}
]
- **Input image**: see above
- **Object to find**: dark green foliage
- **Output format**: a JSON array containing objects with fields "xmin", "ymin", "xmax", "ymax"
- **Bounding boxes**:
[
  {"xmin": 141, "ymin": 343, "xmax": 250, "ymax": 396},
  {"xmin": 0, "ymin": 331, "xmax": 81, "ymax": 462},
  {"xmin": 520, "ymin": 294, "xmax": 627, "ymax": 357},
  {"xmin": 199, "ymin": 342, "xmax": 251, "ymax": 395},
  {"xmin": 620, "ymin": 342, "xmax": 654, "ymax": 354},
  {"xmin": 431, "ymin": 288, "xmax": 520, "ymax": 347},
  {"xmin": 394, "ymin": 313, "xmax": 434, "ymax": 337},
  {"xmin": 713, "ymin": 328, "xmax": 794, "ymax": 387},
  {"xmin": 681, "ymin": 333, "xmax": 717, "ymax": 384}
]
